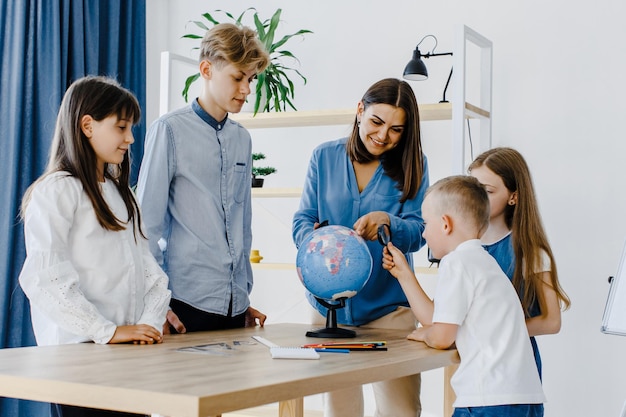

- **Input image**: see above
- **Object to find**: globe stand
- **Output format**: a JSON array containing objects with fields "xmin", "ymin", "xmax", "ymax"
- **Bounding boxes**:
[{"xmin": 306, "ymin": 297, "xmax": 356, "ymax": 338}]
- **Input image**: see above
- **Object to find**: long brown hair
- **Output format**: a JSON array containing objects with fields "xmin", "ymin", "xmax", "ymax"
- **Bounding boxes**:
[
  {"xmin": 345, "ymin": 78, "xmax": 425, "ymax": 202},
  {"xmin": 21, "ymin": 76, "xmax": 144, "ymax": 238},
  {"xmin": 469, "ymin": 147, "xmax": 571, "ymax": 315}
]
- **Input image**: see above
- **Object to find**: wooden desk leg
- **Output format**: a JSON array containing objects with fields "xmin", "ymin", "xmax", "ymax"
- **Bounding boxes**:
[
  {"xmin": 443, "ymin": 363, "xmax": 458, "ymax": 417},
  {"xmin": 278, "ymin": 398, "xmax": 304, "ymax": 417}
]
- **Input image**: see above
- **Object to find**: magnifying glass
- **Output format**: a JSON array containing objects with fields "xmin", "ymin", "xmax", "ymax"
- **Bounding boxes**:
[{"xmin": 377, "ymin": 224, "xmax": 392, "ymax": 246}]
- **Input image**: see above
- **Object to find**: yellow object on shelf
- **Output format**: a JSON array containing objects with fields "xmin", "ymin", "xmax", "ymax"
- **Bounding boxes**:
[{"xmin": 250, "ymin": 249, "xmax": 263, "ymax": 263}]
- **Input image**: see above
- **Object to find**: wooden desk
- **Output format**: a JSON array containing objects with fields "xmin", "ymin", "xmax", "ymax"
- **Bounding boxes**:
[{"xmin": 0, "ymin": 323, "xmax": 459, "ymax": 417}]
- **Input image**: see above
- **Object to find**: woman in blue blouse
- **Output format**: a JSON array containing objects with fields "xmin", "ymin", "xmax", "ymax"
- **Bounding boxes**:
[{"xmin": 293, "ymin": 78, "xmax": 429, "ymax": 417}]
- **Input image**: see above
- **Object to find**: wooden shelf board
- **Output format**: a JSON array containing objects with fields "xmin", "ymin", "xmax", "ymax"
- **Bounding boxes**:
[
  {"xmin": 464, "ymin": 102, "xmax": 490, "ymax": 119},
  {"xmin": 231, "ymin": 102, "xmax": 488, "ymax": 129},
  {"xmin": 414, "ymin": 266, "xmax": 439, "ymax": 275},
  {"xmin": 252, "ymin": 187, "xmax": 302, "ymax": 198},
  {"xmin": 251, "ymin": 262, "xmax": 296, "ymax": 270},
  {"xmin": 251, "ymin": 263, "xmax": 438, "ymax": 274}
]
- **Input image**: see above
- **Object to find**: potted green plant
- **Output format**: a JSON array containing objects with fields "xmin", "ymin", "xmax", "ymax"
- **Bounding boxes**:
[
  {"xmin": 252, "ymin": 153, "xmax": 277, "ymax": 187},
  {"xmin": 181, "ymin": 8, "xmax": 312, "ymax": 115}
]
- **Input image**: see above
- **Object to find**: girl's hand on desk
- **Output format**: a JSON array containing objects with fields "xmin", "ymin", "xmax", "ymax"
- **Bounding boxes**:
[{"xmin": 110, "ymin": 324, "xmax": 163, "ymax": 344}]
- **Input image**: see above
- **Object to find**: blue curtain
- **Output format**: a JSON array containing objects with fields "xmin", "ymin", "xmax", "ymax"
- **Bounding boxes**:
[{"xmin": 0, "ymin": 1, "xmax": 146, "ymax": 415}]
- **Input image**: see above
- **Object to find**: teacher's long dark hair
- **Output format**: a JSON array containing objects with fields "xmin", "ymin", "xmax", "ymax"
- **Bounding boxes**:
[{"xmin": 345, "ymin": 78, "xmax": 425, "ymax": 203}]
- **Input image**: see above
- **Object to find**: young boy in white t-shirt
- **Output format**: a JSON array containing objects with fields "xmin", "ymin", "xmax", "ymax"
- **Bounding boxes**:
[{"xmin": 383, "ymin": 175, "xmax": 545, "ymax": 417}]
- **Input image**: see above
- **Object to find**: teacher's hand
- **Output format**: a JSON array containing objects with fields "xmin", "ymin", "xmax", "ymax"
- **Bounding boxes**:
[{"xmin": 353, "ymin": 211, "xmax": 390, "ymax": 241}]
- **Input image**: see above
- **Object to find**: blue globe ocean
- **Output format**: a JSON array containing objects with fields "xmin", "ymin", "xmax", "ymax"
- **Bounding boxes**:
[{"xmin": 296, "ymin": 225, "xmax": 373, "ymax": 301}]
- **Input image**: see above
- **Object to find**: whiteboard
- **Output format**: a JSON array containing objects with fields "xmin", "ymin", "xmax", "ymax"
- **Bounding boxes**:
[{"xmin": 601, "ymin": 240, "xmax": 626, "ymax": 336}]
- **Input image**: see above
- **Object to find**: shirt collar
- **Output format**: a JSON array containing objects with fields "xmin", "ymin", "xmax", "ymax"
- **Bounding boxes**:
[{"xmin": 192, "ymin": 99, "xmax": 228, "ymax": 131}]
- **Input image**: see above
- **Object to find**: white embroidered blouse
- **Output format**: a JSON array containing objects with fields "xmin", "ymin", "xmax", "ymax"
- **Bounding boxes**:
[{"xmin": 19, "ymin": 172, "xmax": 171, "ymax": 345}]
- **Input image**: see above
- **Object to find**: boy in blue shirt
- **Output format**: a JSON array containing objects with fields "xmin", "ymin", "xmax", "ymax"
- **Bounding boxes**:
[{"xmin": 137, "ymin": 23, "xmax": 269, "ymax": 334}]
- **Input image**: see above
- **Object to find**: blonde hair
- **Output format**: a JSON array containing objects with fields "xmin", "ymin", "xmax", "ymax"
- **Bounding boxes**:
[
  {"xmin": 199, "ymin": 23, "xmax": 269, "ymax": 73},
  {"xmin": 469, "ymin": 147, "xmax": 571, "ymax": 314},
  {"xmin": 426, "ymin": 175, "xmax": 490, "ymax": 235}
]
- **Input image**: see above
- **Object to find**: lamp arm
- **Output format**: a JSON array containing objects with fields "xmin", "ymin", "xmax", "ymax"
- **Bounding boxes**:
[
  {"xmin": 422, "ymin": 52, "xmax": 453, "ymax": 59},
  {"xmin": 441, "ymin": 67, "xmax": 453, "ymax": 103}
]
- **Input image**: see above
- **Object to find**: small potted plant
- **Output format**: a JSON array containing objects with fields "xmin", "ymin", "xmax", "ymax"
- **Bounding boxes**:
[
  {"xmin": 182, "ymin": 8, "xmax": 312, "ymax": 114},
  {"xmin": 252, "ymin": 153, "xmax": 277, "ymax": 187}
]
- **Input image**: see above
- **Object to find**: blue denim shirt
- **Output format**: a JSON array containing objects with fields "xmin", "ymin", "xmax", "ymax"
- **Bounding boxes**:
[
  {"xmin": 136, "ymin": 100, "xmax": 253, "ymax": 317},
  {"xmin": 293, "ymin": 138, "xmax": 429, "ymax": 326}
]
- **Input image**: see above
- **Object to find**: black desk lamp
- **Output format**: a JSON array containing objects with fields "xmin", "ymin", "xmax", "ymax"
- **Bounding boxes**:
[{"xmin": 403, "ymin": 35, "xmax": 453, "ymax": 103}]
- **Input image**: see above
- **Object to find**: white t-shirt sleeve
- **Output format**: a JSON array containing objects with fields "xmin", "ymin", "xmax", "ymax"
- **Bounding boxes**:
[{"xmin": 432, "ymin": 258, "xmax": 473, "ymax": 326}]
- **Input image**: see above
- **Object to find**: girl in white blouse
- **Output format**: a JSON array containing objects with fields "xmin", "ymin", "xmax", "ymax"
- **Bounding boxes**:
[
  {"xmin": 19, "ymin": 76, "xmax": 170, "ymax": 414},
  {"xmin": 18, "ymin": 76, "xmax": 171, "ymax": 416}
]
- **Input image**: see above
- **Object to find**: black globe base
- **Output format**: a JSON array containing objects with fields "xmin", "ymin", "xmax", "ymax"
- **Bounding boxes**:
[
  {"xmin": 306, "ymin": 297, "xmax": 357, "ymax": 338},
  {"xmin": 306, "ymin": 327, "xmax": 356, "ymax": 338}
]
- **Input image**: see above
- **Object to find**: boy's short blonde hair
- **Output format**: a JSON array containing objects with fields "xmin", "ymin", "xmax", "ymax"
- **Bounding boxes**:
[
  {"xmin": 426, "ymin": 175, "xmax": 490, "ymax": 234},
  {"xmin": 200, "ymin": 23, "xmax": 270, "ymax": 73}
]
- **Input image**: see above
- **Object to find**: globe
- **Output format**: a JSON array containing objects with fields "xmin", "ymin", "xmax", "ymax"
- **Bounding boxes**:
[{"xmin": 296, "ymin": 225, "xmax": 373, "ymax": 301}]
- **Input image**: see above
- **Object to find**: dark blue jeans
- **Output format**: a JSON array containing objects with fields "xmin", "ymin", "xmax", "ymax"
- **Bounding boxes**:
[{"xmin": 453, "ymin": 404, "xmax": 544, "ymax": 417}]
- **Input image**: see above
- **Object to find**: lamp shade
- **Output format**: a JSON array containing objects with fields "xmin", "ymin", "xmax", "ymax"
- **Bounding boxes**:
[{"xmin": 403, "ymin": 48, "xmax": 428, "ymax": 81}]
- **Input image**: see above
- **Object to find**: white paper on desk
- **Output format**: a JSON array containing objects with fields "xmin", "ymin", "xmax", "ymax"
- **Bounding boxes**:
[
  {"xmin": 177, "ymin": 342, "xmax": 234, "ymax": 356},
  {"xmin": 270, "ymin": 347, "xmax": 320, "ymax": 360}
]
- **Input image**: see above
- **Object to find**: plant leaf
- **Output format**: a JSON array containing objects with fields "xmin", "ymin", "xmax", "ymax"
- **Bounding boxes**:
[
  {"xmin": 271, "ymin": 29, "xmax": 313, "ymax": 50},
  {"xmin": 188, "ymin": 20, "xmax": 210, "ymax": 31},
  {"xmin": 293, "ymin": 68, "xmax": 307, "ymax": 84},
  {"xmin": 263, "ymin": 9, "xmax": 281, "ymax": 52},
  {"xmin": 235, "ymin": 7, "xmax": 256, "ymax": 25},
  {"xmin": 252, "ymin": 13, "xmax": 266, "ymax": 44},
  {"xmin": 180, "ymin": 8, "xmax": 311, "ymax": 112},
  {"xmin": 214, "ymin": 9, "xmax": 235, "ymax": 21},
  {"xmin": 182, "ymin": 73, "xmax": 200, "ymax": 102},
  {"xmin": 200, "ymin": 12, "xmax": 220, "ymax": 25}
]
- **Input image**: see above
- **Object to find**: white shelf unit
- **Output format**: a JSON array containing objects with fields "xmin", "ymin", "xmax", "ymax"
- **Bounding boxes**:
[
  {"xmin": 451, "ymin": 25, "xmax": 493, "ymax": 174},
  {"xmin": 231, "ymin": 101, "xmax": 489, "ymax": 129},
  {"xmin": 238, "ymin": 25, "xmax": 492, "ymax": 280},
  {"xmin": 159, "ymin": 25, "xmax": 491, "ymax": 176},
  {"xmin": 159, "ymin": 25, "xmax": 492, "ymax": 274},
  {"xmin": 235, "ymin": 26, "xmax": 492, "ymax": 178},
  {"xmin": 241, "ymin": 103, "xmax": 490, "ymax": 200}
]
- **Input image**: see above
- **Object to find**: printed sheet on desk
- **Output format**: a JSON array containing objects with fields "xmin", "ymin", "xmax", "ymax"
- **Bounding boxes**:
[
  {"xmin": 252, "ymin": 335, "xmax": 320, "ymax": 360},
  {"xmin": 270, "ymin": 346, "xmax": 320, "ymax": 360}
]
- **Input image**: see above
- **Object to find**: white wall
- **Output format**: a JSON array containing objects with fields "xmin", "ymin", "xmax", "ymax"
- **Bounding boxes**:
[{"xmin": 146, "ymin": 1, "xmax": 626, "ymax": 416}]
